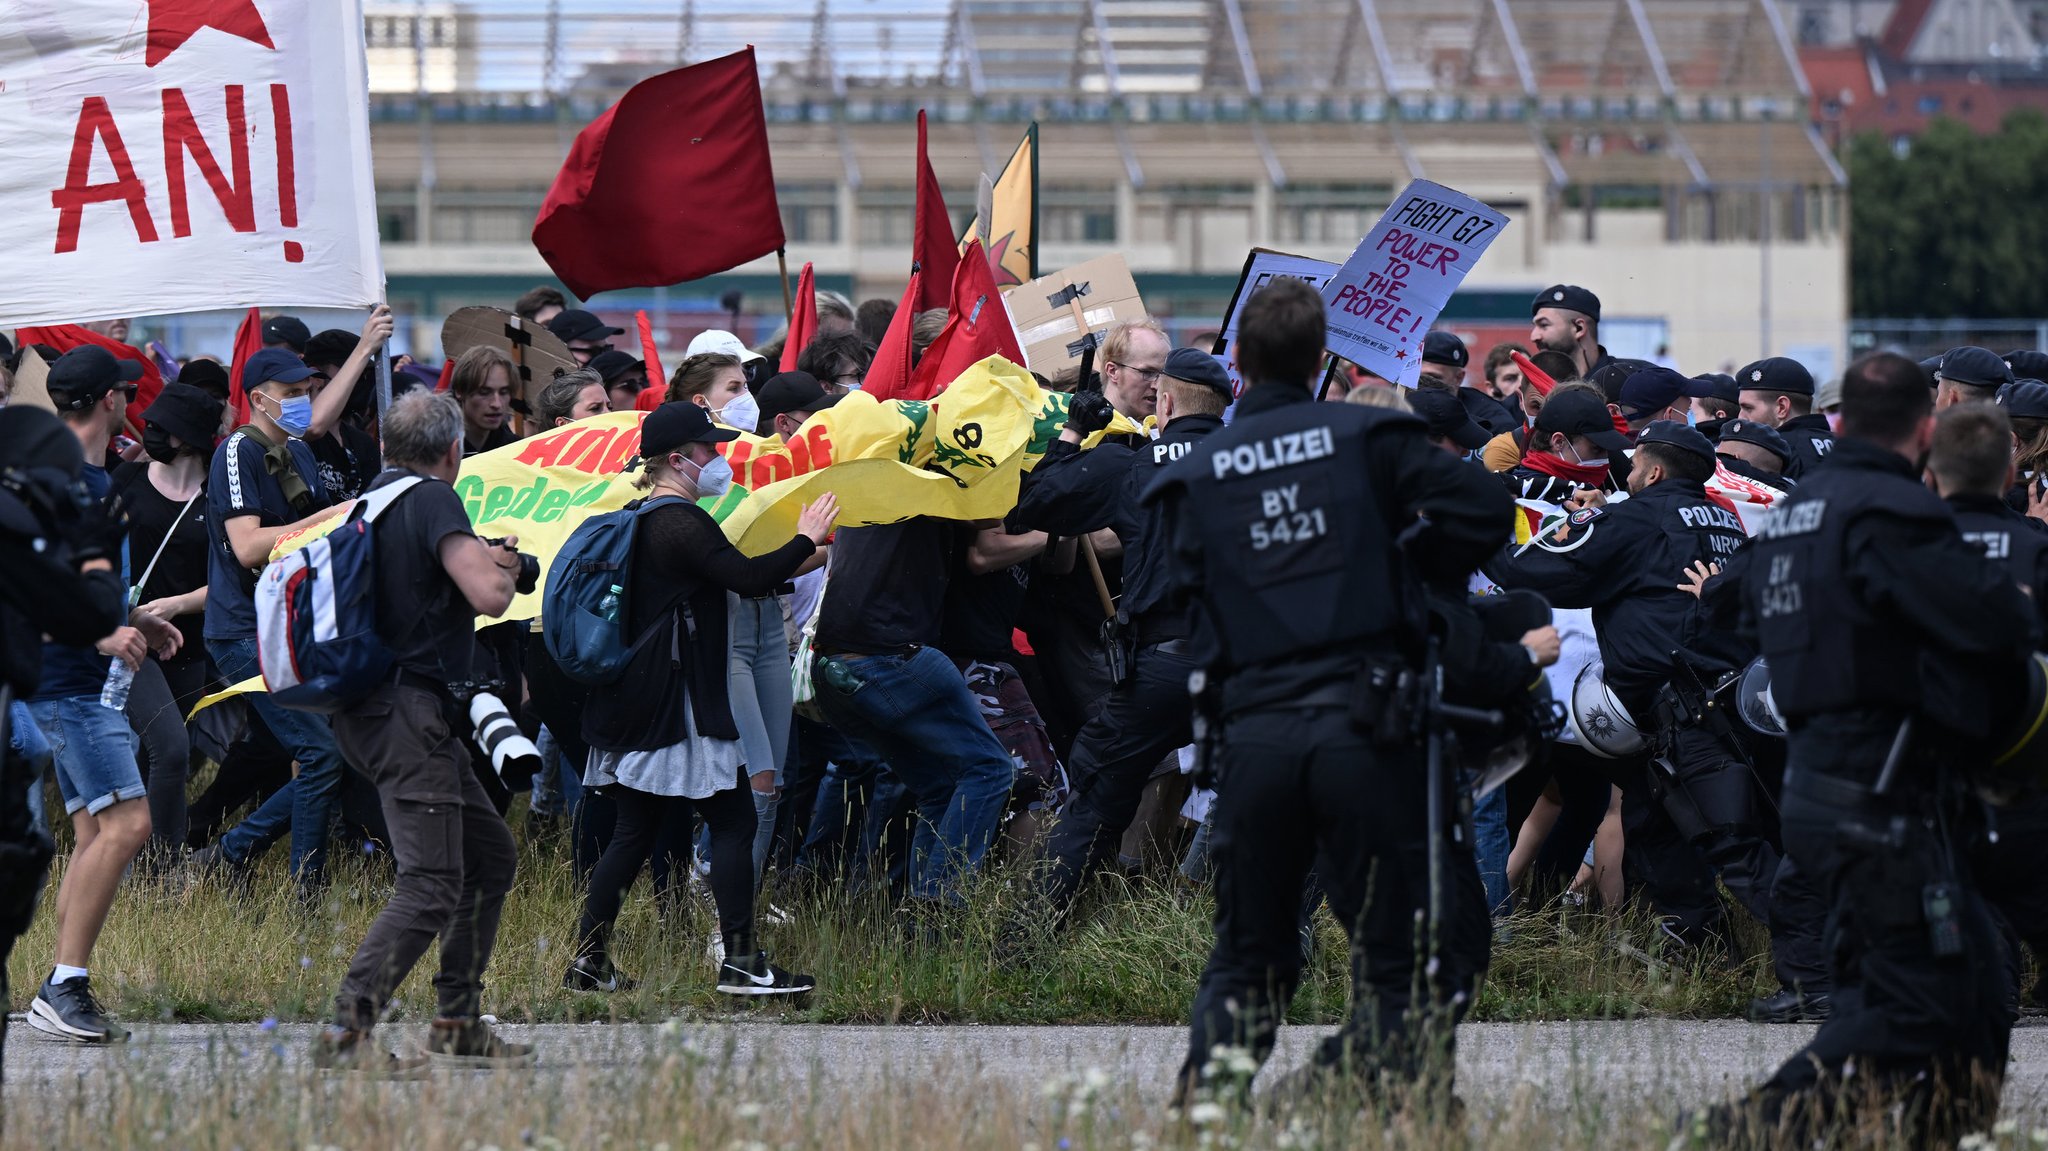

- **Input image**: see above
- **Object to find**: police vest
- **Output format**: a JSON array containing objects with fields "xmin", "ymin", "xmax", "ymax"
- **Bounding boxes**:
[
  {"xmin": 1748, "ymin": 453, "xmax": 1953, "ymax": 718},
  {"xmin": 1157, "ymin": 401, "xmax": 1411, "ymax": 671},
  {"xmin": 1951, "ymin": 497, "xmax": 2048, "ymax": 578}
]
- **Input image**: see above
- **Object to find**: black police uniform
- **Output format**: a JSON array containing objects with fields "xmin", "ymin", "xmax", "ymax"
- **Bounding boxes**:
[
  {"xmin": 1775, "ymin": 412, "xmax": 1834, "ymax": 479},
  {"xmin": 1012, "ymin": 411, "xmax": 1224, "ymax": 914},
  {"xmin": 1725, "ymin": 436, "xmax": 2036, "ymax": 1143},
  {"xmin": 1143, "ymin": 384, "xmax": 1509, "ymax": 1099}
]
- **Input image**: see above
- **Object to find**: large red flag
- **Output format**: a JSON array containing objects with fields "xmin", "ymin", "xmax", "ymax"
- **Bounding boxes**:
[
  {"xmin": 226, "ymin": 307, "xmax": 261, "ymax": 427},
  {"xmin": 15, "ymin": 323, "xmax": 164, "ymax": 436},
  {"xmin": 860, "ymin": 272, "xmax": 922, "ymax": 403},
  {"xmin": 912, "ymin": 110, "xmax": 958, "ymax": 312},
  {"xmin": 904, "ymin": 240, "xmax": 1024, "ymax": 402},
  {"xmin": 532, "ymin": 48, "xmax": 784, "ymax": 301},
  {"xmin": 779, "ymin": 262, "xmax": 817, "ymax": 373}
]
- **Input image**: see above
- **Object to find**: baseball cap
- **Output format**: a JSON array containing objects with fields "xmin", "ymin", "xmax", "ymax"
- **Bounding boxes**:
[
  {"xmin": 2007, "ymin": 350, "xmax": 2048, "ymax": 382},
  {"xmin": 1618, "ymin": 366, "xmax": 1713, "ymax": 421},
  {"xmin": 1938, "ymin": 346, "xmax": 2012, "ymax": 389},
  {"xmin": 47, "ymin": 345, "xmax": 144, "ymax": 411},
  {"xmin": 1160, "ymin": 348, "xmax": 1233, "ymax": 400},
  {"xmin": 1815, "ymin": 376, "xmax": 1844, "ymax": 411},
  {"xmin": 1587, "ymin": 358, "xmax": 1654, "ymax": 404},
  {"xmin": 1635, "ymin": 420, "xmax": 1718, "ymax": 467},
  {"xmin": 303, "ymin": 329, "xmax": 362, "ymax": 372},
  {"xmin": 1533, "ymin": 389, "xmax": 1631, "ymax": 454},
  {"xmin": 757, "ymin": 371, "xmax": 843, "ymax": 423},
  {"xmin": 175, "ymin": 359, "xmax": 231, "ymax": 400},
  {"xmin": 1998, "ymin": 379, "xmax": 2048, "ymax": 420},
  {"xmin": 1531, "ymin": 284, "xmax": 1601, "ymax": 321},
  {"xmin": 140, "ymin": 382, "xmax": 225, "ymax": 450},
  {"xmin": 685, "ymin": 329, "xmax": 767, "ymax": 365},
  {"xmin": 636, "ymin": 401, "xmax": 739, "ymax": 460},
  {"xmin": 1715, "ymin": 418, "xmax": 1792, "ymax": 465},
  {"xmin": 1421, "ymin": 330, "xmax": 1468, "ymax": 368},
  {"xmin": 261, "ymin": 314, "xmax": 310, "ymax": 353},
  {"xmin": 547, "ymin": 309, "xmax": 626, "ymax": 345},
  {"xmin": 243, "ymin": 347, "xmax": 315, "ymax": 390},
  {"xmin": 1406, "ymin": 387, "xmax": 1489, "ymax": 451},
  {"xmin": 587, "ymin": 349, "xmax": 645, "ymax": 384},
  {"xmin": 1695, "ymin": 373, "xmax": 1739, "ymax": 407},
  {"xmin": 1736, "ymin": 357, "xmax": 1815, "ymax": 397}
]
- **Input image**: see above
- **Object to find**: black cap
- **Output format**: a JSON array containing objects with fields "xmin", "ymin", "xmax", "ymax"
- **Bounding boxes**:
[
  {"xmin": 0, "ymin": 331, "xmax": 13, "ymax": 364},
  {"xmin": 2007, "ymin": 351, "xmax": 2048, "ymax": 383},
  {"xmin": 1635, "ymin": 420, "xmax": 1719, "ymax": 467},
  {"xmin": 1736, "ymin": 357, "xmax": 1815, "ymax": 397},
  {"xmin": 1533, "ymin": 388, "xmax": 1630, "ymax": 453},
  {"xmin": 1421, "ymin": 330, "xmax": 1468, "ymax": 367},
  {"xmin": 547, "ymin": 308, "xmax": 625, "ymax": 345},
  {"xmin": 636, "ymin": 401, "xmax": 739, "ymax": 460},
  {"xmin": 1695, "ymin": 373, "xmax": 1738, "ymax": 406},
  {"xmin": 1618, "ymin": 366, "xmax": 1713, "ymax": 421},
  {"xmin": 140, "ymin": 382, "xmax": 224, "ymax": 449},
  {"xmin": 242, "ymin": 347, "xmax": 314, "ymax": 390},
  {"xmin": 303, "ymin": 329, "xmax": 362, "ymax": 372},
  {"xmin": 587, "ymin": 348, "xmax": 644, "ymax": 385},
  {"xmin": 47, "ymin": 345, "xmax": 143, "ymax": 411},
  {"xmin": 1160, "ymin": 347, "xmax": 1233, "ymax": 399},
  {"xmin": 1587, "ymin": 357, "xmax": 1654, "ymax": 404},
  {"xmin": 757, "ymin": 371, "xmax": 842, "ymax": 423},
  {"xmin": 1406, "ymin": 387, "xmax": 1489, "ymax": 451},
  {"xmin": 261, "ymin": 315, "xmax": 310, "ymax": 353},
  {"xmin": 176, "ymin": 359, "xmax": 231, "ymax": 400},
  {"xmin": 1998, "ymin": 379, "xmax": 2048, "ymax": 421},
  {"xmin": 1715, "ymin": 418, "xmax": 1792, "ymax": 465},
  {"xmin": 1938, "ymin": 345, "xmax": 2013, "ymax": 389},
  {"xmin": 1531, "ymin": 284, "xmax": 1601, "ymax": 321}
]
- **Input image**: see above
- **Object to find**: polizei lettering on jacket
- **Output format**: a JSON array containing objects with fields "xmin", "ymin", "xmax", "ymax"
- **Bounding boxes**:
[{"xmin": 1212, "ymin": 426, "xmax": 1336, "ymax": 479}]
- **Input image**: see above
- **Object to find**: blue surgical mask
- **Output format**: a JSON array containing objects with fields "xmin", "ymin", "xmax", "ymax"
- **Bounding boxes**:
[
  {"xmin": 1685, "ymin": 407, "xmax": 1698, "ymax": 427},
  {"xmin": 268, "ymin": 393, "xmax": 312, "ymax": 438},
  {"xmin": 682, "ymin": 452, "xmax": 734, "ymax": 498}
]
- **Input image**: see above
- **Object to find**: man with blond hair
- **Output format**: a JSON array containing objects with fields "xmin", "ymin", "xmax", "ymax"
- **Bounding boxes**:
[{"xmin": 1099, "ymin": 320, "xmax": 1169, "ymax": 423}]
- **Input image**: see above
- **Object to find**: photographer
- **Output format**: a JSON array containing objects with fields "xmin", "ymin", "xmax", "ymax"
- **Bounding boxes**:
[{"xmin": 314, "ymin": 390, "xmax": 530, "ymax": 1074}]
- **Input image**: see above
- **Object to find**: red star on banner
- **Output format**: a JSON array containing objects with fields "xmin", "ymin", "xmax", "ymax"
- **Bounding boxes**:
[{"xmin": 145, "ymin": 0, "xmax": 275, "ymax": 66}]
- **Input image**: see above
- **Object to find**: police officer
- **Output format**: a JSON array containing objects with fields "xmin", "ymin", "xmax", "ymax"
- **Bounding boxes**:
[
  {"xmin": 1691, "ymin": 373, "xmax": 1740, "ymax": 440},
  {"xmin": 1736, "ymin": 357, "xmax": 1833, "ymax": 479},
  {"xmin": 1713, "ymin": 418, "xmax": 1794, "ymax": 488},
  {"xmin": 1485, "ymin": 401, "xmax": 1819, "ymax": 1011},
  {"xmin": 1934, "ymin": 345, "xmax": 2012, "ymax": 409},
  {"xmin": 1011, "ymin": 347, "xmax": 1233, "ymax": 920},
  {"xmin": 1693, "ymin": 353, "xmax": 2036, "ymax": 1147},
  {"xmin": 1529, "ymin": 284, "xmax": 1617, "ymax": 381},
  {"xmin": 1144, "ymin": 279, "xmax": 1511, "ymax": 1104},
  {"xmin": 1418, "ymin": 331, "xmax": 1516, "ymax": 438},
  {"xmin": 2001, "ymin": 377, "xmax": 2048, "ymax": 514},
  {"xmin": 2005, "ymin": 350, "xmax": 2048, "ymax": 385}
]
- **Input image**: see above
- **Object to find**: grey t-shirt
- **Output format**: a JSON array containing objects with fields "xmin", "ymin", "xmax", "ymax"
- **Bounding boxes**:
[{"xmin": 368, "ymin": 470, "xmax": 479, "ymax": 682}]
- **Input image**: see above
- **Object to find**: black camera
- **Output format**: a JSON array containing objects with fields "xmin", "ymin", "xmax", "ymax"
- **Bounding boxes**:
[{"xmin": 480, "ymin": 537, "xmax": 541, "ymax": 595}]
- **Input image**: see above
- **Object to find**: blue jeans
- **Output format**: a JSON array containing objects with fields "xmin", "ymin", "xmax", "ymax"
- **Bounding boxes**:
[
  {"xmin": 209, "ymin": 636, "xmax": 351, "ymax": 882},
  {"xmin": 1470, "ymin": 781, "xmax": 1511, "ymax": 917},
  {"xmin": 10, "ymin": 699, "xmax": 53, "ymax": 834},
  {"xmin": 813, "ymin": 646, "xmax": 1015, "ymax": 903},
  {"xmin": 728, "ymin": 595, "xmax": 793, "ymax": 880},
  {"xmin": 28, "ymin": 695, "xmax": 144, "ymax": 817},
  {"xmin": 529, "ymin": 726, "xmax": 583, "ymax": 821}
]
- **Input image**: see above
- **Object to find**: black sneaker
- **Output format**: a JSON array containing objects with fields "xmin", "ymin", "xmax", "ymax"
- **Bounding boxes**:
[
  {"xmin": 186, "ymin": 844, "xmax": 252, "ymax": 897},
  {"xmin": 28, "ymin": 974, "xmax": 128, "ymax": 1044},
  {"xmin": 563, "ymin": 955, "xmax": 637, "ymax": 993},
  {"xmin": 311, "ymin": 1026, "xmax": 431, "ymax": 1079},
  {"xmin": 716, "ymin": 951, "xmax": 815, "ymax": 997},
  {"xmin": 425, "ymin": 1018, "xmax": 536, "ymax": 1069},
  {"xmin": 1746, "ymin": 988, "xmax": 1832, "ymax": 1023}
]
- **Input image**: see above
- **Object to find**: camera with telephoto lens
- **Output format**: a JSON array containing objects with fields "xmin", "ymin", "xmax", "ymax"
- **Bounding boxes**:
[
  {"xmin": 451, "ymin": 682, "xmax": 541, "ymax": 782},
  {"xmin": 479, "ymin": 536, "xmax": 540, "ymax": 595}
]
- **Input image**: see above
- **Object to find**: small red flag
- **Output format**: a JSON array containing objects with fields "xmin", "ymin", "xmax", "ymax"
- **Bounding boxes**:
[
  {"xmin": 636, "ymin": 377, "xmax": 666, "ymax": 411},
  {"xmin": 904, "ymin": 240, "xmax": 1024, "ymax": 402},
  {"xmin": 635, "ymin": 310, "xmax": 665, "ymax": 397},
  {"xmin": 532, "ymin": 48, "xmax": 784, "ymax": 301},
  {"xmin": 912, "ymin": 110, "xmax": 958, "ymax": 312},
  {"xmin": 860, "ymin": 272, "xmax": 923, "ymax": 403},
  {"xmin": 779, "ymin": 262, "xmax": 816, "ymax": 373},
  {"xmin": 16, "ymin": 323, "xmax": 166, "ymax": 436},
  {"xmin": 226, "ymin": 306, "xmax": 261, "ymax": 426}
]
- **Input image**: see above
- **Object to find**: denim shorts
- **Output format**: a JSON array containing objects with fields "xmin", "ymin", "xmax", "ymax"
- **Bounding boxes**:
[{"xmin": 28, "ymin": 695, "xmax": 144, "ymax": 817}]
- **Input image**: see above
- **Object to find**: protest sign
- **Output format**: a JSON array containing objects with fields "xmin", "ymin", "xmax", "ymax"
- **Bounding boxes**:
[
  {"xmin": 441, "ymin": 307, "xmax": 582, "ymax": 419},
  {"xmin": 1007, "ymin": 255, "xmax": 1149, "ymax": 379},
  {"xmin": 1211, "ymin": 249, "xmax": 1339, "ymax": 400},
  {"xmin": 1321, "ymin": 180, "xmax": 1508, "ymax": 387},
  {"xmin": 0, "ymin": 0, "xmax": 383, "ymax": 327}
]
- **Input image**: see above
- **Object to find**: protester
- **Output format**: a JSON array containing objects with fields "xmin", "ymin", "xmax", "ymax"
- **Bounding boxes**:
[
  {"xmin": 448, "ymin": 345, "xmax": 519, "ymax": 456},
  {"xmin": 546, "ymin": 309, "xmax": 624, "ymax": 365},
  {"xmin": 301, "ymin": 328, "xmax": 385, "ymax": 500},
  {"xmin": 795, "ymin": 333, "xmax": 874, "ymax": 395},
  {"xmin": 756, "ymin": 371, "xmax": 841, "ymax": 441},
  {"xmin": 815, "ymin": 290, "xmax": 857, "ymax": 337},
  {"xmin": 855, "ymin": 298, "xmax": 896, "ymax": 345},
  {"xmin": 514, "ymin": 286, "xmax": 567, "ymax": 326},
  {"xmin": 587, "ymin": 350, "xmax": 647, "ymax": 412},
  {"xmin": 1483, "ymin": 342, "xmax": 1529, "ymax": 406},
  {"xmin": 665, "ymin": 352, "xmax": 754, "ymax": 430},
  {"xmin": 261, "ymin": 315, "xmax": 310, "ymax": 356},
  {"xmin": 534, "ymin": 368, "xmax": 611, "ymax": 427}
]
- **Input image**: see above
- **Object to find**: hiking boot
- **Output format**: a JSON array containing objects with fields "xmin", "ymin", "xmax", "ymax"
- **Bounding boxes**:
[
  {"xmin": 1746, "ymin": 988, "xmax": 1831, "ymax": 1024},
  {"xmin": 28, "ymin": 974, "xmax": 128, "ymax": 1044},
  {"xmin": 563, "ymin": 955, "xmax": 637, "ymax": 993},
  {"xmin": 311, "ymin": 1026, "xmax": 431, "ymax": 1078},
  {"xmin": 424, "ymin": 1018, "xmax": 537, "ymax": 1069},
  {"xmin": 715, "ymin": 951, "xmax": 815, "ymax": 997}
]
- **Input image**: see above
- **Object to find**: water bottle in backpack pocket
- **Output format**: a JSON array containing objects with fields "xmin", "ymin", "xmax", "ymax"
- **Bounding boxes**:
[{"xmin": 542, "ymin": 495, "xmax": 685, "ymax": 686}]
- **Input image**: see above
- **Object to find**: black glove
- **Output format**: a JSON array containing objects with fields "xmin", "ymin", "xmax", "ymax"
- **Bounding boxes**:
[{"xmin": 1065, "ymin": 390, "xmax": 1116, "ymax": 437}]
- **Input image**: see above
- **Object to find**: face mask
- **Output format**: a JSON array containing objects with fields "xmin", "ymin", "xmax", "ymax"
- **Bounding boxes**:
[
  {"xmin": 714, "ymin": 391, "xmax": 759, "ymax": 433},
  {"xmin": 1564, "ymin": 441, "xmax": 1608, "ymax": 471},
  {"xmin": 1684, "ymin": 407, "xmax": 1698, "ymax": 427},
  {"xmin": 263, "ymin": 391, "xmax": 313, "ymax": 438},
  {"xmin": 679, "ymin": 451, "xmax": 734, "ymax": 498},
  {"xmin": 142, "ymin": 424, "xmax": 181, "ymax": 464}
]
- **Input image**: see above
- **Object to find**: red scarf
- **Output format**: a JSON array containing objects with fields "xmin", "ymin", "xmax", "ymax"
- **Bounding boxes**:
[{"xmin": 1521, "ymin": 450, "xmax": 1611, "ymax": 489}]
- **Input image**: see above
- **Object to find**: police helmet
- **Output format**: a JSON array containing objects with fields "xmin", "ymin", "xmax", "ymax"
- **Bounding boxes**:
[
  {"xmin": 1735, "ymin": 657, "xmax": 1786, "ymax": 738},
  {"xmin": 1986, "ymin": 652, "xmax": 2048, "ymax": 799},
  {"xmin": 1568, "ymin": 662, "xmax": 1646, "ymax": 758}
]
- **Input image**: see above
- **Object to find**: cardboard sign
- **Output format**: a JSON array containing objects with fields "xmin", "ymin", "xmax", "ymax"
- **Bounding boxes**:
[
  {"xmin": 1006, "ymin": 255, "xmax": 1148, "ymax": 379},
  {"xmin": 1321, "ymin": 180, "xmax": 1508, "ymax": 388},
  {"xmin": 1211, "ymin": 249, "xmax": 1340, "ymax": 399},
  {"xmin": 441, "ymin": 306, "xmax": 583, "ymax": 418},
  {"xmin": 9, "ymin": 347, "xmax": 55, "ymax": 413}
]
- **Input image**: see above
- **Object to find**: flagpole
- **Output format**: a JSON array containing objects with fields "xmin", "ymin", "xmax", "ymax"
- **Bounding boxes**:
[{"xmin": 777, "ymin": 248, "xmax": 793, "ymax": 322}]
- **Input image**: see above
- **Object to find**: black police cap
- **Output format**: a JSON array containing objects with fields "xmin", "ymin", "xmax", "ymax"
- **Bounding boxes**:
[
  {"xmin": 1695, "ymin": 373, "xmax": 1738, "ymax": 405},
  {"xmin": 1160, "ymin": 347, "xmax": 1233, "ymax": 400},
  {"xmin": 1405, "ymin": 386, "xmax": 1489, "ymax": 451},
  {"xmin": 1531, "ymin": 284, "xmax": 1600, "ymax": 321},
  {"xmin": 1735, "ymin": 357, "xmax": 1814, "ymax": 397},
  {"xmin": 1940, "ymin": 346, "xmax": 2013, "ymax": 389},
  {"xmin": 1715, "ymin": 418, "xmax": 1792, "ymax": 465},
  {"xmin": 2007, "ymin": 351, "xmax": 2048, "ymax": 383},
  {"xmin": 1998, "ymin": 379, "xmax": 2048, "ymax": 421},
  {"xmin": 1421, "ymin": 330, "xmax": 1468, "ymax": 367},
  {"xmin": 1635, "ymin": 420, "xmax": 1718, "ymax": 467}
]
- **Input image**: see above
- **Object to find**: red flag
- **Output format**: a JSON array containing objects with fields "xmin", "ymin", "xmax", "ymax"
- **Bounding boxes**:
[
  {"xmin": 912, "ymin": 110, "xmax": 958, "ymax": 312},
  {"xmin": 532, "ymin": 48, "xmax": 784, "ymax": 301},
  {"xmin": 16, "ymin": 323, "xmax": 165, "ymax": 436},
  {"xmin": 636, "ymin": 377, "xmax": 666, "ymax": 411},
  {"xmin": 435, "ymin": 359, "xmax": 456, "ymax": 393},
  {"xmin": 904, "ymin": 240, "xmax": 1024, "ymax": 402},
  {"xmin": 779, "ymin": 262, "xmax": 817, "ymax": 373},
  {"xmin": 860, "ymin": 272, "xmax": 923, "ymax": 402},
  {"xmin": 635, "ymin": 310, "xmax": 665, "ymax": 396},
  {"xmin": 226, "ymin": 306, "xmax": 261, "ymax": 427}
]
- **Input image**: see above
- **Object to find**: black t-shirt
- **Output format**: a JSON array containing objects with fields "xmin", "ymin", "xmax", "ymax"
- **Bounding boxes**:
[
  {"xmin": 464, "ymin": 424, "xmax": 518, "ymax": 459},
  {"xmin": 367, "ymin": 470, "xmax": 479, "ymax": 680},
  {"xmin": 815, "ymin": 518, "xmax": 960, "ymax": 654},
  {"xmin": 941, "ymin": 559, "xmax": 1029, "ymax": 664},
  {"xmin": 308, "ymin": 423, "xmax": 383, "ymax": 501},
  {"xmin": 109, "ymin": 461, "xmax": 209, "ymax": 660}
]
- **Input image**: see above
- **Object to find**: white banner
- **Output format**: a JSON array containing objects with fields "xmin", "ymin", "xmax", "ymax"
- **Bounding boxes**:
[
  {"xmin": 1321, "ymin": 180, "xmax": 1508, "ymax": 388},
  {"xmin": 1211, "ymin": 248, "xmax": 1338, "ymax": 401},
  {"xmin": 0, "ymin": 0, "xmax": 382, "ymax": 327}
]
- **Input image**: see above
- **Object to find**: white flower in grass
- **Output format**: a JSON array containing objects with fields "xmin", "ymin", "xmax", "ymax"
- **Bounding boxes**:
[
  {"xmin": 2032, "ymin": 1129, "xmax": 2048, "ymax": 1146},
  {"xmin": 735, "ymin": 1103, "xmax": 763, "ymax": 1120},
  {"xmin": 1997, "ymin": 1120, "xmax": 2020, "ymax": 1137},
  {"xmin": 1187, "ymin": 1102, "xmax": 1226, "ymax": 1127},
  {"xmin": 1958, "ymin": 1135, "xmax": 1992, "ymax": 1151}
]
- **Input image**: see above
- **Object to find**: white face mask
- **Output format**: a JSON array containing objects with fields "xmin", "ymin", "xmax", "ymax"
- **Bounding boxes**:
[
  {"xmin": 1562, "ymin": 440, "xmax": 1608, "ymax": 470},
  {"xmin": 713, "ymin": 391, "xmax": 759, "ymax": 433}
]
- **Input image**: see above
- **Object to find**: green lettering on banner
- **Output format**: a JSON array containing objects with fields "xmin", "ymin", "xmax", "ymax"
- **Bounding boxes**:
[
  {"xmin": 533, "ymin": 487, "xmax": 572, "ymax": 523},
  {"xmin": 705, "ymin": 483, "xmax": 751, "ymax": 523},
  {"xmin": 480, "ymin": 483, "xmax": 516, "ymax": 523},
  {"xmin": 568, "ymin": 478, "xmax": 613, "ymax": 508},
  {"xmin": 507, "ymin": 478, "xmax": 549, "ymax": 519},
  {"xmin": 455, "ymin": 474, "xmax": 486, "ymax": 519}
]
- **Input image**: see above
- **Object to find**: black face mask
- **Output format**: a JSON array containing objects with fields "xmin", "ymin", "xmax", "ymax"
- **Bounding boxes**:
[{"xmin": 142, "ymin": 423, "xmax": 182, "ymax": 465}]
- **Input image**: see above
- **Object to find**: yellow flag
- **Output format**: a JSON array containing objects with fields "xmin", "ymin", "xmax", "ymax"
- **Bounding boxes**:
[{"xmin": 961, "ymin": 123, "xmax": 1036, "ymax": 289}]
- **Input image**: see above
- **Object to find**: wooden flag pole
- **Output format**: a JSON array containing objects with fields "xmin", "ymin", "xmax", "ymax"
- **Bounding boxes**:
[{"xmin": 777, "ymin": 248, "xmax": 794, "ymax": 322}]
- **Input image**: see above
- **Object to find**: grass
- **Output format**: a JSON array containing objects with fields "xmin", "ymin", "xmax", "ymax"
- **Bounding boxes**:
[{"xmin": 5, "ymin": 814, "xmax": 1775, "ymax": 1028}]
